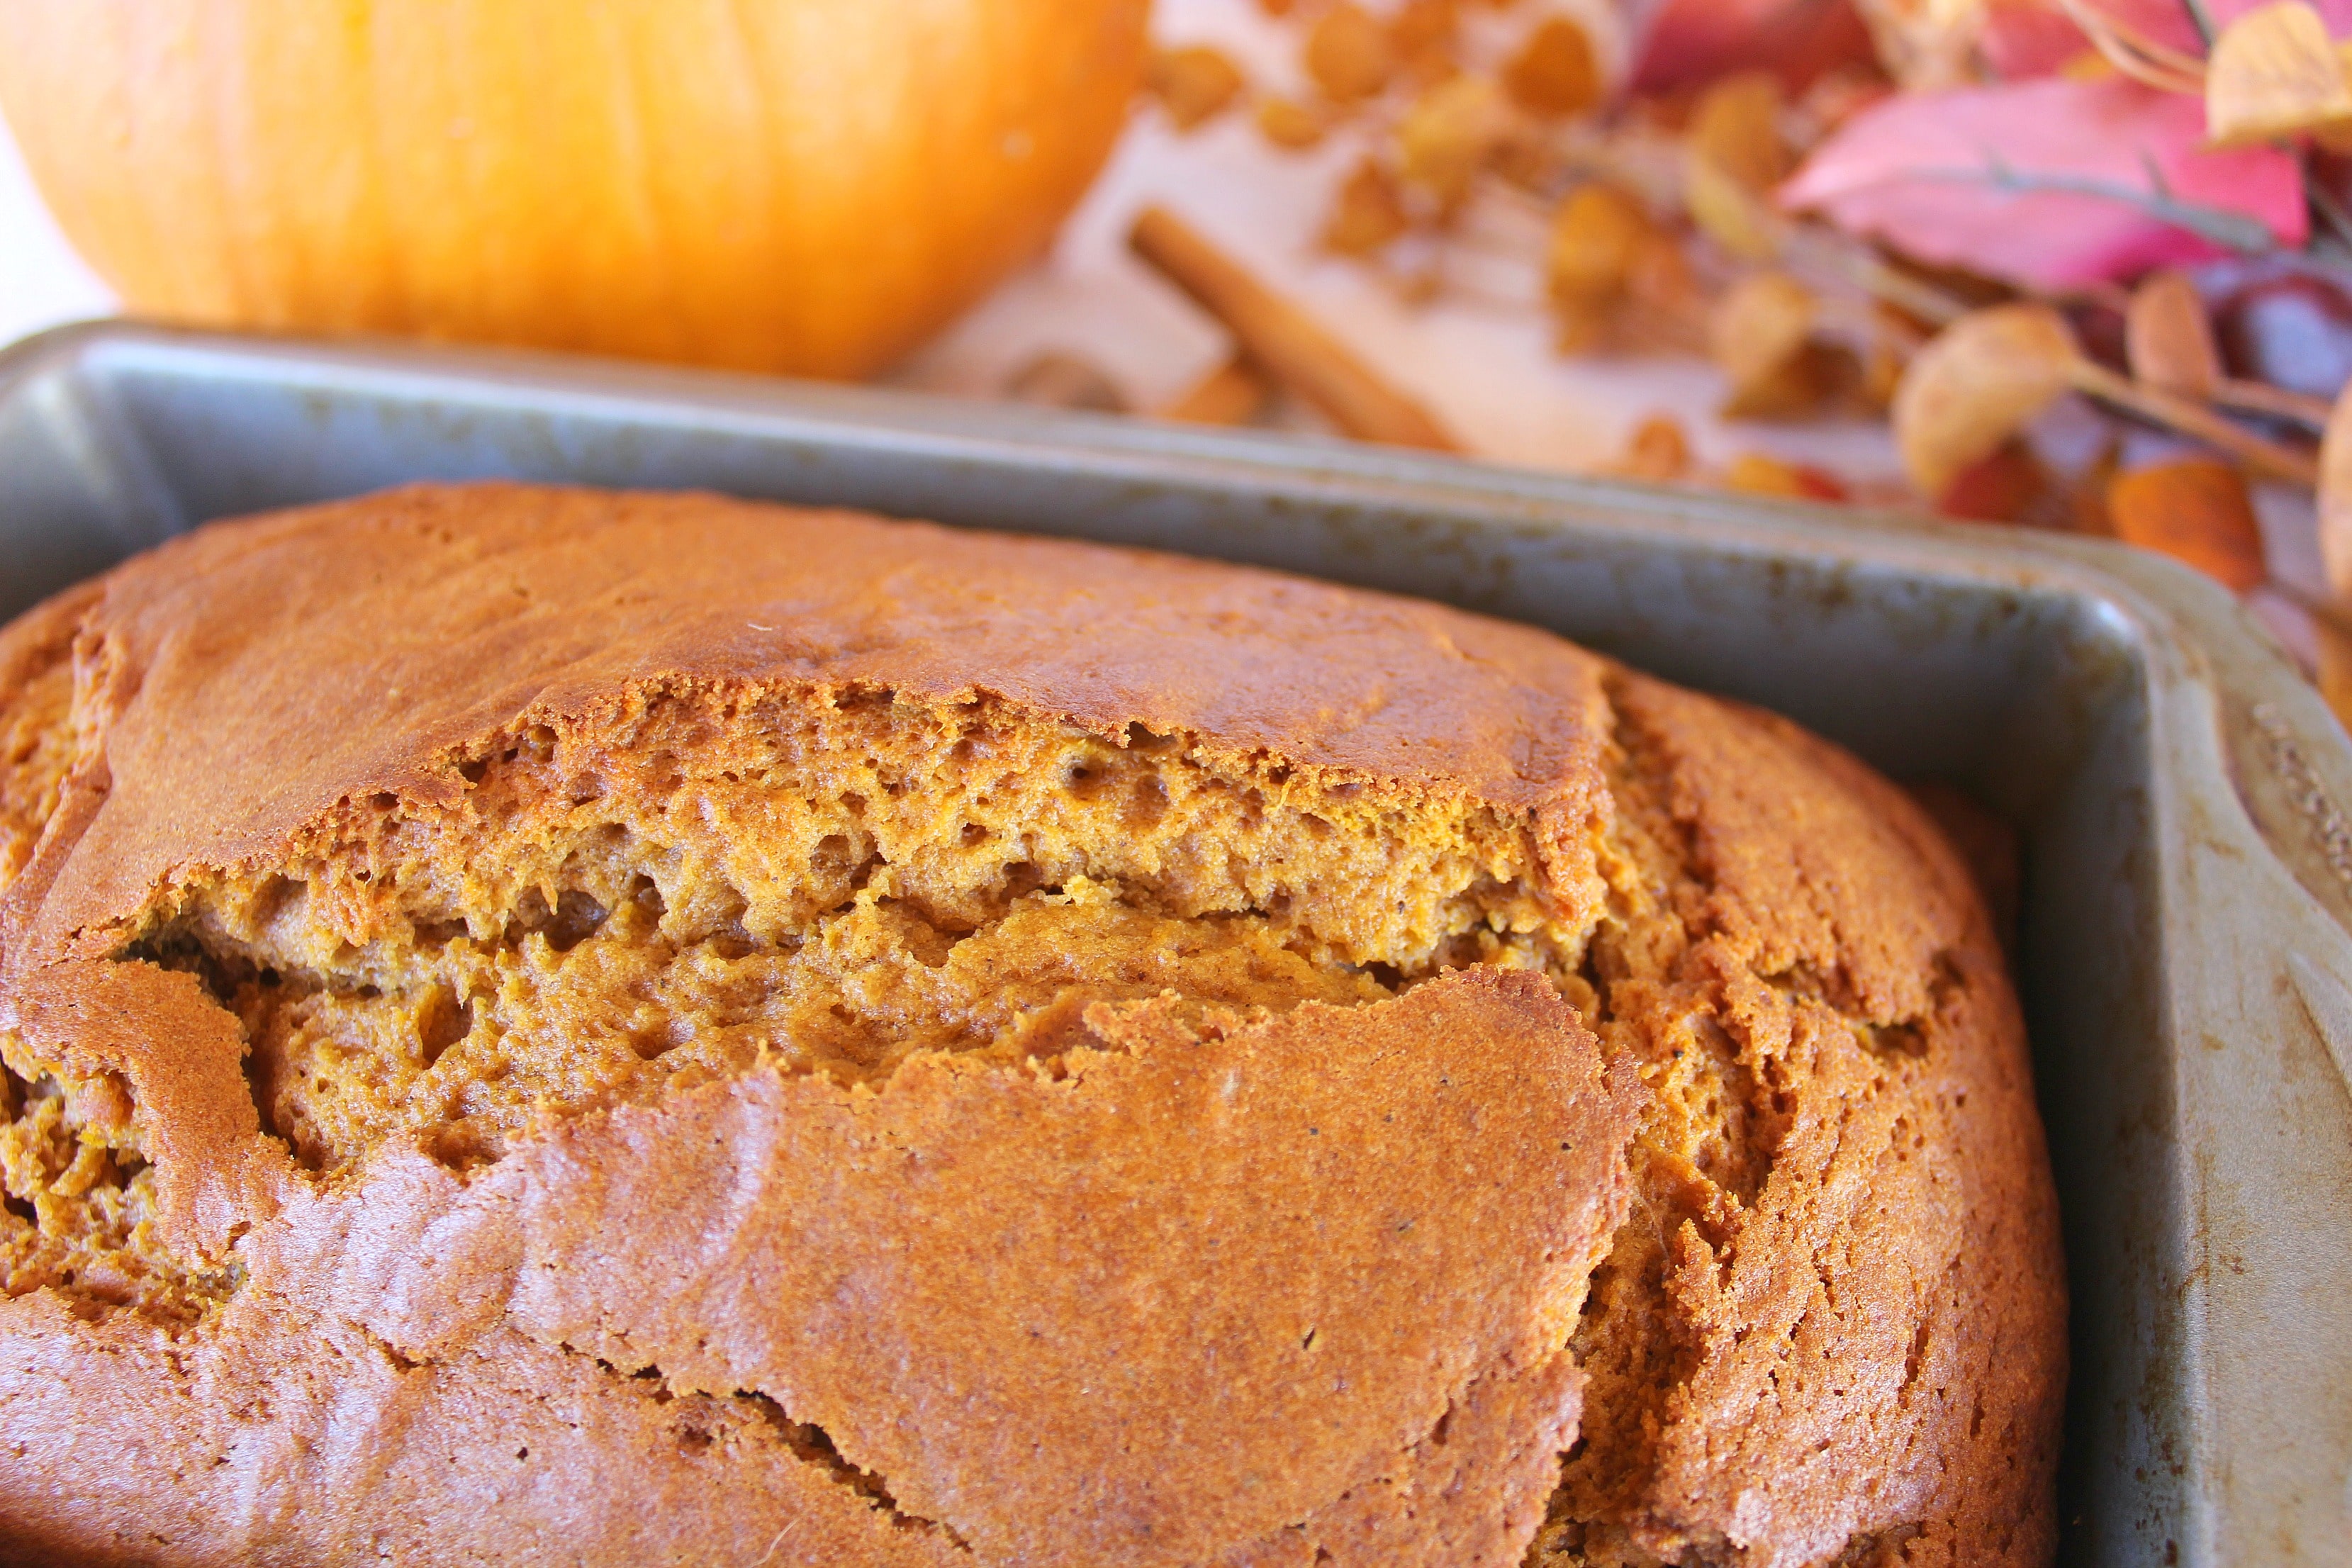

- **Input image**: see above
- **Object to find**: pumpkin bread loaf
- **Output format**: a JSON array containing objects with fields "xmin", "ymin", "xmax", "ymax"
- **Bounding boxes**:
[{"xmin": 0, "ymin": 485, "xmax": 2064, "ymax": 1567}]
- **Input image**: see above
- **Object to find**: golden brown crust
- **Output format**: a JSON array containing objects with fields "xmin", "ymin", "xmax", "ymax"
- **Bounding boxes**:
[
  {"xmin": 0, "ymin": 483, "xmax": 1611, "ymax": 969},
  {"xmin": 0, "ymin": 1296, "xmax": 970, "ymax": 1568},
  {"xmin": 0, "ymin": 484, "xmax": 2063, "ymax": 1567},
  {"xmin": 1534, "ymin": 673, "xmax": 2066, "ymax": 1567},
  {"xmin": 4, "ymin": 970, "xmax": 1638, "ymax": 1568},
  {"xmin": 0, "ymin": 581, "xmax": 95, "ymax": 900}
]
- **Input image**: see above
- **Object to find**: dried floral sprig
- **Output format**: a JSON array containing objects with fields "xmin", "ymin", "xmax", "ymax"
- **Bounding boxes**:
[{"xmin": 1125, "ymin": 0, "xmax": 2352, "ymax": 722}]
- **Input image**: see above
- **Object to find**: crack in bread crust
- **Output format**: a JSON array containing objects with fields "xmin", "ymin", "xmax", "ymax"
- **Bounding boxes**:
[
  {"xmin": 571, "ymin": 1357, "xmax": 973, "ymax": 1552},
  {"xmin": 1527, "ymin": 671, "xmax": 2064, "ymax": 1568},
  {"xmin": 0, "ymin": 1041, "xmax": 242, "ymax": 1324},
  {"xmin": 106, "ymin": 684, "xmax": 1589, "ymax": 1178}
]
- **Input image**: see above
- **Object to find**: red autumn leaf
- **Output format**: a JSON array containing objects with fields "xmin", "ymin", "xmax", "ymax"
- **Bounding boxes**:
[
  {"xmin": 1982, "ymin": 0, "xmax": 2352, "ymax": 79},
  {"xmin": 1627, "ymin": 0, "xmax": 1878, "ymax": 91},
  {"xmin": 1779, "ymin": 77, "xmax": 2307, "ymax": 290},
  {"xmin": 1978, "ymin": 1, "xmax": 2102, "ymax": 77},
  {"xmin": 2110, "ymin": 0, "xmax": 2352, "ymax": 52}
]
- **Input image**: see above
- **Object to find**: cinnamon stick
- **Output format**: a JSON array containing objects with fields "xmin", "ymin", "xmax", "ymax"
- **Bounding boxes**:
[{"xmin": 1130, "ymin": 206, "xmax": 1462, "ymax": 452}]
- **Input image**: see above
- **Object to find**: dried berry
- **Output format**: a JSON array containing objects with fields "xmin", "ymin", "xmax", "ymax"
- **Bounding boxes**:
[
  {"xmin": 1148, "ymin": 45, "xmax": 1248, "ymax": 132},
  {"xmin": 1687, "ymin": 72, "xmax": 1789, "ymax": 192},
  {"xmin": 1502, "ymin": 16, "xmax": 1600, "ymax": 118},
  {"xmin": 1547, "ymin": 183, "xmax": 1651, "ymax": 310},
  {"xmin": 1398, "ymin": 74, "xmax": 1511, "ymax": 203},
  {"xmin": 1255, "ymin": 96, "xmax": 1330, "ymax": 150},
  {"xmin": 1306, "ymin": 4, "xmax": 1397, "ymax": 101},
  {"xmin": 1391, "ymin": 0, "xmax": 1461, "ymax": 82},
  {"xmin": 1616, "ymin": 413, "xmax": 1693, "ymax": 480},
  {"xmin": 1323, "ymin": 157, "xmax": 1414, "ymax": 255}
]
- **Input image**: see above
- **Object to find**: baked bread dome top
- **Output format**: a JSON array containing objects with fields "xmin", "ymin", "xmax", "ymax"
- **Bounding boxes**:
[{"xmin": 0, "ymin": 484, "xmax": 2063, "ymax": 1567}]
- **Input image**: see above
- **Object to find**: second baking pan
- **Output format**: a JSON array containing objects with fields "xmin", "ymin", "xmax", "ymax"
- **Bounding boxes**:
[{"xmin": 2, "ymin": 320, "xmax": 2348, "ymax": 1566}]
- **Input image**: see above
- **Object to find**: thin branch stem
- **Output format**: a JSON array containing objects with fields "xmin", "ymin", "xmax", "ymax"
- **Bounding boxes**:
[
  {"xmin": 2213, "ymin": 377, "xmax": 2337, "ymax": 429},
  {"xmin": 2305, "ymin": 163, "xmax": 2352, "ymax": 255},
  {"xmin": 2293, "ymin": 232, "xmax": 2352, "ymax": 276},
  {"xmin": 1903, "ymin": 158, "xmax": 2279, "ymax": 252},
  {"xmin": 2056, "ymin": 0, "xmax": 2210, "ymax": 90},
  {"xmin": 1783, "ymin": 225, "xmax": 1970, "ymax": 325},
  {"xmin": 2068, "ymin": 357, "xmax": 2321, "ymax": 483}
]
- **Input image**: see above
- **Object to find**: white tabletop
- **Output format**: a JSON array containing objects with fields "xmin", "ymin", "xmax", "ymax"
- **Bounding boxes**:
[{"xmin": 0, "ymin": 111, "xmax": 112, "ymax": 352}]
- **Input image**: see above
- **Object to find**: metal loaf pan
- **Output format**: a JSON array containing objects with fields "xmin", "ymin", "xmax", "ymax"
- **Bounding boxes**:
[{"xmin": 3, "ymin": 320, "xmax": 2349, "ymax": 1567}]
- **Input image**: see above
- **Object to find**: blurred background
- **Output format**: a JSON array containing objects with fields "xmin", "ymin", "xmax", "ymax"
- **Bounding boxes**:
[
  {"xmin": 6, "ymin": 0, "xmax": 2351, "ymax": 703},
  {"xmin": 14, "ymin": 1, "xmax": 1905, "ymax": 474}
]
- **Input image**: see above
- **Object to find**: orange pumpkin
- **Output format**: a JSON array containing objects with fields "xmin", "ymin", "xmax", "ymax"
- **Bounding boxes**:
[{"xmin": 0, "ymin": 0, "xmax": 1149, "ymax": 377}]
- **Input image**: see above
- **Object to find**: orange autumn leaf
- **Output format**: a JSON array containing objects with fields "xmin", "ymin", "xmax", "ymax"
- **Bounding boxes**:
[
  {"xmin": 1148, "ymin": 45, "xmax": 1248, "ymax": 131},
  {"xmin": 2124, "ymin": 269, "xmax": 2223, "ymax": 401},
  {"xmin": 1392, "ymin": 0, "xmax": 1460, "ymax": 52},
  {"xmin": 2106, "ymin": 459, "xmax": 2268, "ymax": 590},
  {"xmin": 1626, "ymin": 229, "xmax": 1706, "ymax": 341},
  {"xmin": 1729, "ymin": 346, "xmax": 1862, "ymax": 418},
  {"xmin": 1503, "ymin": 16, "xmax": 1602, "ymax": 118},
  {"xmin": 1860, "ymin": 315, "xmax": 1908, "ymax": 411},
  {"xmin": 1852, "ymin": 0, "xmax": 1993, "ymax": 89},
  {"xmin": 1555, "ymin": 303, "xmax": 1610, "ymax": 354}
]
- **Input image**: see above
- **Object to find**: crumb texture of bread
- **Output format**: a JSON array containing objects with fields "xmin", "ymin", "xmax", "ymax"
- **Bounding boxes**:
[{"xmin": 0, "ymin": 484, "xmax": 2063, "ymax": 1568}]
